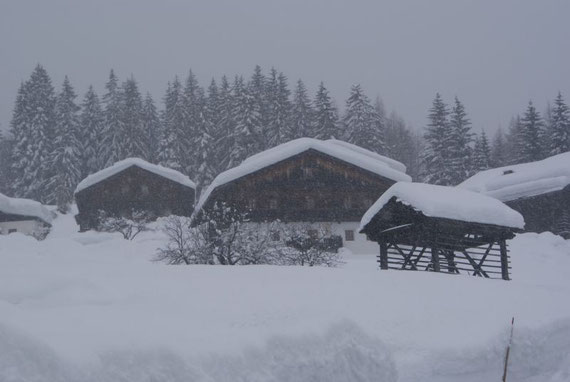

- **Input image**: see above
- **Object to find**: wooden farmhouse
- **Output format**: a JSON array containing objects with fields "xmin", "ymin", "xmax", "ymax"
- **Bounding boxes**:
[
  {"xmin": 194, "ymin": 138, "xmax": 412, "ymax": 254},
  {"xmin": 459, "ymin": 152, "xmax": 570, "ymax": 239},
  {"xmin": 74, "ymin": 158, "xmax": 196, "ymax": 231},
  {"xmin": 360, "ymin": 183, "xmax": 525, "ymax": 280},
  {"xmin": 0, "ymin": 193, "xmax": 53, "ymax": 239}
]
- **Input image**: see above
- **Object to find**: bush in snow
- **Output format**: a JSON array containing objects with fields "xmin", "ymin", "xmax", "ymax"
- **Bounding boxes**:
[
  {"xmin": 97, "ymin": 210, "xmax": 152, "ymax": 240},
  {"xmin": 155, "ymin": 216, "xmax": 214, "ymax": 265},
  {"xmin": 279, "ymin": 223, "xmax": 343, "ymax": 267}
]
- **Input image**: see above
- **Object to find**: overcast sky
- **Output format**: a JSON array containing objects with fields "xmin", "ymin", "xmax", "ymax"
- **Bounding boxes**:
[{"xmin": 1, "ymin": 0, "xmax": 569, "ymax": 135}]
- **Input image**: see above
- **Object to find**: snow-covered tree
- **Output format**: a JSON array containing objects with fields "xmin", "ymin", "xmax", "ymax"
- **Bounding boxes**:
[
  {"xmin": 289, "ymin": 79, "xmax": 314, "ymax": 139},
  {"xmin": 519, "ymin": 101, "xmax": 545, "ymax": 162},
  {"xmin": 182, "ymin": 70, "xmax": 203, "ymax": 175},
  {"xmin": 249, "ymin": 65, "xmax": 269, "ymax": 145},
  {"xmin": 158, "ymin": 78, "xmax": 186, "ymax": 172},
  {"xmin": 141, "ymin": 93, "xmax": 161, "ymax": 163},
  {"xmin": 342, "ymin": 84, "xmax": 385, "ymax": 153},
  {"xmin": 505, "ymin": 116, "xmax": 524, "ymax": 164},
  {"xmin": 421, "ymin": 93, "xmax": 453, "ymax": 185},
  {"xmin": 79, "ymin": 85, "xmax": 104, "ymax": 177},
  {"xmin": 120, "ymin": 76, "xmax": 147, "ymax": 159},
  {"xmin": 101, "ymin": 69, "xmax": 124, "ymax": 167},
  {"xmin": 266, "ymin": 68, "xmax": 292, "ymax": 147},
  {"xmin": 215, "ymin": 75, "xmax": 236, "ymax": 171},
  {"xmin": 448, "ymin": 97, "xmax": 473, "ymax": 182},
  {"xmin": 10, "ymin": 65, "xmax": 56, "ymax": 202},
  {"xmin": 48, "ymin": 76, "xmax": 82, "ymax": 210},
  {"xmin": 230, "ymin": 76, "xmax": 262, "ymax": 167},
  {"xmin": 472, "ymin": 130, "xmax": 492, "ymax": 172},
  {"xmin": 312, "ymin": 82, "xmax": 338, "ymax": 139},
  {"xmin": 491, "ymin": 128, "xmax": 508, "ymax": 168},
  {"xmin": 384, "ymin": 111, "xmax": 420, "ymax": 179},
  {"xmin": 549, "ymin": 92, "xmax": 570, "ymax": 155}
]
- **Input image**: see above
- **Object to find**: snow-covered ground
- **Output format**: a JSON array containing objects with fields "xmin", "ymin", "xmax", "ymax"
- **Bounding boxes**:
[{"xmin": 1, "ymin": 212, "xmax": 570, "ymax": 381}]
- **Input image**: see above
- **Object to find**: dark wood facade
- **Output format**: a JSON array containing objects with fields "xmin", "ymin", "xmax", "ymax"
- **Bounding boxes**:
[
  {"xmin": 361, "ymin": 197, "xmax": 520, "ymax": 280},
  {"xmin": 505, "ymin": 186, "xmax": 570, "ymax": 239},
  {"xmin": 198, "ymin": 149, "xmax": 398, "ymax": 223},
  {"xmin": 75, "ymin": 166, "xmax": 195, "ymax": 231}
]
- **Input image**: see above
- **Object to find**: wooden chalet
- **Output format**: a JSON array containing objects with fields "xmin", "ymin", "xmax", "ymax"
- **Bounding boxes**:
[
  {"xmin": 194, "ymin": 138, "xmax": 412, "ymax": 253},
  {"xmin": 360, "ymin": 183, "xmax": 525, "ymax": 280},
  {"xmin": 74, "ymin": 158, "xmax": 196, "ymax": 231},
  {"xmin": 459, "ymin": 152, "xmax": 570, "ymax": 239},
  {"xmin": 0, "ymin": 193, "xmax": 53, "ymax": 239}
]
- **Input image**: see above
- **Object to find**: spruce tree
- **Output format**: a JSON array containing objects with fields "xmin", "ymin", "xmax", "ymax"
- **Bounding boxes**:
[
  {"xmin": 10, "ymin": 65, "xmax": 56, "ymax": 202},
  {"xmin": 79, "ymin": 85, "xmax": 104, "ymax": 177},
  {"xmin": 519, "ymin": 101, "xmax": 545, "ymax": 162},
  {"xmin": 312, "ymin": 82, "xmax": 338, "ymax": 139},
  {"xmin": 342, "ymin": 84, "xmax": 385, "ymax": 153},
  {"xmin": 266, "ymin": 69, "xmax": 292, "ymax": 147},
  {"xmin": 215, "ymin": 75, "xmax": 236, "ymax": 171},
  {"xmin": 158, "ymin": 78, "xmax": 186, "ymax": 172},
  {"xmin": 120, "ymin": 76, "xmax": 147, "ymax": 159},
  {"xmin": 182, "ymin": 70, "xmax": 204, "ymax": 175},
  {"xmin": 230, "ymin": 75, "xmax": 262, "ymax": 166},
  {"xmin": 141, "ymin": 93, "xmax": 161, "ymax": 163},
  {"xmin": 472, "ymin": 130, "xmax": 492, "ymax": 172},
  {"xmin": 48, "ymin": 76, "xmax": 82, "ymax": 210},
  {"xmin": 289, "ymin": 79, "xmax": 314, "ymax": 140},
  {"xmin": 421, "ymin": 93, "xmax": 453, "ymax": 185},
  {"xmin": 101, "ymin": 69, "xmax": 124, "ymax": 167},
  {"xmin": 249, "ymin": 65, "xmax": 269, "ymax": 145},
  {"xmin": 549, "ymin": 92, "xmax": 570, "ymax": 155},
  {"xmin": 448, "ymin": 97, "xmax": 473, "ymax": 182},
  {"xmin": 385, "ymin": 111, "xmax": 418, "ymax": 178},
  {"xmin": 506, "ymin": 116, "xmax": 524, "ymax": 164},
  {"xmin": 491, "ymin": 128, "xmax": 508, "ymax": 168}
]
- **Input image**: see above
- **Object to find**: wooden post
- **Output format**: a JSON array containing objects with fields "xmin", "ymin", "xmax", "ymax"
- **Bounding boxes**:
[
  {"xmin": 431, "ymin": 245, "xmax": 441, "ymax": 272},
  {"xmin": 379, "ymin": 241, "xmax": 388, "ymax": 270},
  {"xmin": 499, "ymin": 239, "xmax": 509, "ymax": 281}
]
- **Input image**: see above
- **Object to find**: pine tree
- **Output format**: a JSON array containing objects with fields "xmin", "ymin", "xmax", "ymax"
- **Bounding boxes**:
[
  {"xmin": 141, "ymin": 93, "xmax": 161, "ymax": 163},
  {"xmin": 10, "ymin": 65, "xmax": 56, "ymax": 202},
  {"xmin": 549, "ymin": 92, "xmax": 570, "ymax": 155},
  {"xmin": 215, "ymin": 76, "xmax": 236, "ymax": 171},
  {"xmin": 506, "ymin": 116, "xmax": 524, "ymax": 164},
  {"xmin": 385, "ymin": 111, "xmax": 419, "ymax": 178},
  {"xmin": 312, "ymin": 82, "xmax": 338, "ymax": 139},
  {"xmin": 101, "ymin": 69, "xmax": 124, "ymax": 167},
  {"xmin": 519, "ymin": 101, "xmax": 545, "ymax": 162},
  {"xmin": 249, "ymin": 65, "xmax": 269, "ymax": 145},
  {"xmin": 266, "ymin": 69, "xmax": 292, "ymax": 147},
  {"xmin": 491, "ymin": 128, "xmax": 508, "ymax": 167},
  {"xmin": 472, "ymin": 130, "xmax": 492, "ymax": 172},
  {"xmin": 289, "ymin": 79, "xmax": 314, "ymax": 140},
  {"xmin": 48, "ymin": 76, "xmax": 82, "ymax": 210},
  {"xmin": 448, "ymin": 97, "xmax": 473, "ymax": 182},
  {"xmin": 342, "ymin": 84, "xmax": 385, "ymax": 153},
  {"xmin": 120, "ymin": 76, "xmax": 147, "ymax": 159},
  {"xmin": 182, "ymin": 69, "xmax": 205, "ymax": 175},
  {"xmin": 158, "ymin": 78, "xmax": 186, "ymax": 172},
  {"xmin": 230, "ymin": 75, "xmax": 262, "ymax": 166},
  {"xmin": 421, "ymin": 93, "xmax": 453, "ymax": 185},
  {"xmin": 79, "ymin": 85, "xmax": 104, "ymax": 177}
]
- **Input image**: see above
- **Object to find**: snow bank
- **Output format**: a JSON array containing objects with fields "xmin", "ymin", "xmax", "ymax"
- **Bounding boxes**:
[
  {"xmin": 0, "ymin": 193, "xmax": 53, "ymax": 224},
  {"xmin": 458, "ymin": 152, "xmax": 570, "ymax": 201},
  {"xmin": 75, "ymin": 158, "xmax": 196, "ymax": 194},
  {"xmin": 360, "ymin": 182, "xmax": 525, "ymax": 230},
  {"xmin": 196, "ymin": 138, "xmax": 411, "ymax": 213}
]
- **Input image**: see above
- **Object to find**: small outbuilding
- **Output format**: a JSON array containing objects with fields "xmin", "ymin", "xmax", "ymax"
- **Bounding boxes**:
[
  {"xmin": 360, "ymin": 183, "xmax": 525, "ymax": 280},
  {"xmin": 459, "ymin": 152, "xmax": 570, "ymax": 238},
  {"xmin": 74, "ymin": 158, "xmax": 196, "ymax": 231},
  {"xmin": 0, "ymin": 193, "xmax": 53, "ymax": 239}
]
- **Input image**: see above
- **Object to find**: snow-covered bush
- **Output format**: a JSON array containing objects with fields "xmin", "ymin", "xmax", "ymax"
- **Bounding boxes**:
[
  {"xmin": 97, "ymin": 210, "xmax": 152, "ymax": 240},
  {"xmin": 279, "ymin": 223, "xmax": 343, "ymax": 267},
  {"xmin": 155, "ymin": 215, "xmax": 214, "ymax": 265}
]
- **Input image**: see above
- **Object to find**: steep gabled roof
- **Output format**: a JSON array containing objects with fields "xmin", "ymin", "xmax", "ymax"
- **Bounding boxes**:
[
  {"xmin": 360, "ymin": 182, "xmax": 525, "ymax": 231},
  {"xmin": 458, "ymin": 152, "xmax": 570, "ymax": 202},
  {"xmin": 75, "ymin": 158, "xmax": 196, "ymax": 194},
  {"xmin": 0, "ymin": 193, "xmax": 54, "ymax": 224},
  {"xmin": 195, "ymin": 138, "xmax": 411, "ymax": 214}
]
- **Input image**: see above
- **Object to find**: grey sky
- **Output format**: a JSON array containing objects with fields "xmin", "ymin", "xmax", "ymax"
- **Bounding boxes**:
[{"xmin": 1, "ymin": 0, "xmax": 569, "ymax": 136}]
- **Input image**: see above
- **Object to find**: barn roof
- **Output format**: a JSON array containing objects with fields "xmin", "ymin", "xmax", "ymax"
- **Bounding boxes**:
[
  {"xmin": 458, "ymin": 152, "xmax": 570, "ymax": 202},
  {"xmin": 360, "ymin": 182, "xmax": 525, "ymax": 231},
  {"xmin": 75, "ymin": 158, "xmax": 196, "ymax": 194},
  {"xmin": 195, "ymin": 138, "xmax": 411, "ymax": 214},
  {"xmin": 0, "ymin": 193, "xmax": 54, "ymax": 224}
]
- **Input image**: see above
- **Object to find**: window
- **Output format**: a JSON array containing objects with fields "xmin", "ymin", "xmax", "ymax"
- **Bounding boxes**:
[
  {"xmin": 306, "ymin": 196, "xmax": 315, "ymax": 209},
  {"xmin": 308, "ymin": 229, "xmax": 318, "ymax": 239},
  {"xmin": 269, "ymin": 198, "xmax": 278, "ymax": 210},
  {"xmin": 503, "ymin": 169, "xmax": 514, "ymax": 175},
  {"xmin": 303, "ymin": 167, "xmax": 313, "ymax": 178},
  {"xmin": 270, "ymin": 230, "xmax": 280, "ymax": 241},
  {"xmin": 345, "ymin": 230, "xmax": 354, "ymax": 241},
  {"xmin": 8, "ymin": 228, "xmax": 17, "ymax": 234}
]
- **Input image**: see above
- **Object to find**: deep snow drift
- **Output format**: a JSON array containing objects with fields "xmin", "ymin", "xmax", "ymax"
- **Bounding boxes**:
[{"xmin": 0, "ymin": 212, "xmax": 569, "ymax": 381}]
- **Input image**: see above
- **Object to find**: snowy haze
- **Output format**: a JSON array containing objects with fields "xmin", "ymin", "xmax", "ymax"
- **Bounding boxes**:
[{"xmin": 1, "ymin": 0, "xmax": 569, "ymax": 134}]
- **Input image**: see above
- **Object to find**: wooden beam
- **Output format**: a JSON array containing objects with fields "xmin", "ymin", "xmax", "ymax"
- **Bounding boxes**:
[
  {"xmin": 500, "ymin": 239, "xmax": 510, "ymax": 281},
  {"xmin": 379, "ymin": 241, "xmax": 388, "ymax": 270},
  {"xmin": 461, "ymin": 250, "xmax": 490, "ymax": 278},
  {"xmin": 431, "ymin": 245, "xmax": 441, "ymax": 272}
]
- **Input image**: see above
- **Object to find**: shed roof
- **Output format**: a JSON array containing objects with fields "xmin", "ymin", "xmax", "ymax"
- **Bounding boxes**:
[
  {"xmin": 75, "ymin": 158, "xmax": 196, "ymax": 194},
  {"xmin": 0, "ymin": 193, "xmax": 54, "ymax": 224}
]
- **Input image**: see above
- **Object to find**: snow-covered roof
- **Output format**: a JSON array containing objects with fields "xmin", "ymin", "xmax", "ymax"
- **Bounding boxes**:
[
  {"xmin": 0, "ymin": 193, "xmax": 54, "ymax": 224},
  {"xmin": 75, "ymin": 158, "xmax": 196, "ymax": 194},
  {"xmin": 360, "ymin": 182, "xmax": 525, "ymax": 231},
  {"xmin": 196, "ymin": 138, "xmax": 411, "ymax": 213},
  {"xmin": 325, "ymin": 139, "xmax": 407, "ymax": 173},
  {"xmin": 458, "ymin": 152, "xmax": 570, "ymax": 202}
]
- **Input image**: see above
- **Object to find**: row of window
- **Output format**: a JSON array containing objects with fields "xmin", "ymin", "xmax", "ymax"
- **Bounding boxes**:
[
  {"xmin": 269, "ymin": 229, "xmax": 357, "ymax": 242},
  {"xmin": 248, "ymin": 197, "xmax": 373, "ymax": 210}
]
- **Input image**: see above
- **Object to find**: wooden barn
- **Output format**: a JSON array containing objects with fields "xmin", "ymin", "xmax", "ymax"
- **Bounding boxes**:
[
  {"xmin": 360, "ymin": 183, "xmax": 525, "ymax": 280},
  {"xmin": 74, "ymin": 158, "xmax": 196, "ymax": 231},
  {"xmin": 0, "ymin": 193, "xmax": 53, "ymax": 239},
  {"xmin": 194, "ymin": 138, "xmax": 412, "ymax": 253},
  {"xmin": 459, "ymin": 152, "xmax": 570, "ymax": 239}
]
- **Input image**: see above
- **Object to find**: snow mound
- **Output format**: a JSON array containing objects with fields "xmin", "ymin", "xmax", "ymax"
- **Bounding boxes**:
[
  {"xmin": 197, "ymin": 138, "xmax": 411, "ymax": 213},
  {"xmin": 360, "ymin": 182, "xmax": 525, "ymax": 230},
  {"xmin": 75, "ymin": 158, "xmax": 196, "ymax": 194},
  {"xmin": 458, "ymin": 152, "xmax": 570, "ymax": 201},
  {"xmin": 0, "ymin": 193, "xmax": 53, "ymax": 224}
]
